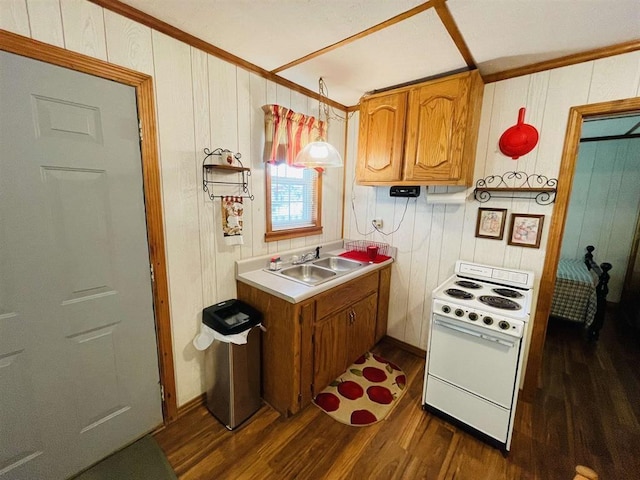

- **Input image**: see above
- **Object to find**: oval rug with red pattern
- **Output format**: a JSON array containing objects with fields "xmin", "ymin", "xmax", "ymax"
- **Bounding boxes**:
[{"xmin": 312, "ymin": 352, "xmax": 406, "ymax": 426}]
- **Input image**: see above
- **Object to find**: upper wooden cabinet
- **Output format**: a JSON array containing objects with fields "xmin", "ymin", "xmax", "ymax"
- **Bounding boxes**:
[
  {"xmin": 356, "ymin": 92, "xmax": 407, "ymax": 183},
  {"xmin": 356, "ymin": 70, "xmax": 484, "ymax": 186}
]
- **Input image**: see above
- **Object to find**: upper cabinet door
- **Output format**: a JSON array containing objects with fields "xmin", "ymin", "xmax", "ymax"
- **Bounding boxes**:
[
  {"xmin": 355, "ymin": 70, "xmax": 483, "ymax": 186},
  {"xmin": 356, "ymin": 91, "xmax": 407, "ymax": 183},
  {"xmin": 404, "ymin": 73, "xmax": 474, "ymax": 183}
]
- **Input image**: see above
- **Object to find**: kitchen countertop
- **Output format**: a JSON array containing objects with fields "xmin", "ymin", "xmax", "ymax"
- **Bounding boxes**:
[{"xmin": 235, "ymin": 240, "xmax": 394, "ymax": 304}]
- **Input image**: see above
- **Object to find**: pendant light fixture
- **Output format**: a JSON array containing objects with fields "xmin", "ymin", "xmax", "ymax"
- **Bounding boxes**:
[{"xmin": 295, "ymin": 77, "xmax": 343, "ymax": 168}]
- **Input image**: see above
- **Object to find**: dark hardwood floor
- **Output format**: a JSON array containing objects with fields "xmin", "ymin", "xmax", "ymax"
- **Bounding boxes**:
[{"xmin": 155, "ymin": 312, "xmax": 640, "ymax": 479}]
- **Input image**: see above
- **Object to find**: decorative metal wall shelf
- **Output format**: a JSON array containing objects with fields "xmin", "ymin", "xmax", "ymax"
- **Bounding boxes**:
[
  {"xmin": 474, "ymin": 172, "xmax": 557, "ymax": 205},
  {"xmin": 202, "ymin": 148, "xmax": 254, "ymax": 201}
]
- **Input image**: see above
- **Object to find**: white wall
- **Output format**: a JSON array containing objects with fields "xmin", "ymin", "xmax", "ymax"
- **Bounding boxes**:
[
  {"xmin": 561, "ymin": 138, "xmax": 640, "ymax": 302},
  {"xmin": 345, "ymin": 52, "xmax": 640, "ymax": 356},
  {"xmin": 0, "ymin": 0, "xmax": 346, "ymax": 406}
]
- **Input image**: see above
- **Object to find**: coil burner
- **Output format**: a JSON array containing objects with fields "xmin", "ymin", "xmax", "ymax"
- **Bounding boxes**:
[
  {"xmin": 444, "ymin": 288, "xmax": 474, "ymax": 300},
  {"xmin": 492, "ymin": 288, "xmax": 524, "ymax": 299},
  {"xmin": 478, "ymin": 295, "xmax": 521, "ymax": 310}
]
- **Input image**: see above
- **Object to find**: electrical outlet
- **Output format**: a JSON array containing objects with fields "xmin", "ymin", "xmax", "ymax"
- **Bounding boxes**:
[{"xmin": 372, "ymin": 219, "xmax": 383, "ymax": 228}]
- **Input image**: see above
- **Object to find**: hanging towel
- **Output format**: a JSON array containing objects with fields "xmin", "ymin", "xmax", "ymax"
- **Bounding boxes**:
[{"xmin": 222, "ymin": 196, "xmax": 244, "ymax": 245}]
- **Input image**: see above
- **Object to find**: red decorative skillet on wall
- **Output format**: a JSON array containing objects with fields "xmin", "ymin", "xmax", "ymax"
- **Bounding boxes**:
[{"xmin": 499, "ymin": 107, "xmax": 539, "ymax": 159}]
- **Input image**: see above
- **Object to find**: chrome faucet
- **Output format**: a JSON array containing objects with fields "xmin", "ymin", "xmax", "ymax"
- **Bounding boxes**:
[{"xmin": 292, "ymin": 246, "xmax": 322, "ymax": 264}]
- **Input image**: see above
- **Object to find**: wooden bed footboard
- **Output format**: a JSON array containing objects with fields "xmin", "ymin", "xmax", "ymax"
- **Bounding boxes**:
[{"xmin": 584, "ymin": 245, "xmax": 612, "ymax": 341}]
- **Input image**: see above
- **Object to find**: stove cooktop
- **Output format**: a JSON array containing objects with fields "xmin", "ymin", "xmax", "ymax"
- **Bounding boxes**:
[{"xmin": 432, "ymin": 261, "xmax": 534, "ymax": 321}]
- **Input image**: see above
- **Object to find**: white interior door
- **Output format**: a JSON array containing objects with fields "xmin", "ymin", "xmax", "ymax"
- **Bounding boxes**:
[{"xmin": 0, "ymin": 51, "xmax": 163, "ymax": 480}]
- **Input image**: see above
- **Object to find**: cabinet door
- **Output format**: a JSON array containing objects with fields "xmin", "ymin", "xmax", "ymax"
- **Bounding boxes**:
[
  {"xmin": 357, "ymin": 92, "xmax": 407, "ymax": 183},
  {"xmin": 403, "ymin": 75, "xmax": 470, "ymax": 183},
  {"xmin": 346, "ymin": 293, "xmax": 378, "ymax": 367},
  {"xmin": 313, "ymin": 311, "xmax": 348, "ymax": 397}
]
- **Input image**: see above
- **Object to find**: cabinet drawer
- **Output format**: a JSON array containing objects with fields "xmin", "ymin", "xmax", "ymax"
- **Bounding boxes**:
[{"xmin": 315, "ymin": 271, "xmax": 378, "ymax": 320}]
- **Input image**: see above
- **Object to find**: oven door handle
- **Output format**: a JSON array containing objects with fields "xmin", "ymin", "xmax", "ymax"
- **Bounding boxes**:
[
  {"xmin": 434, "ymin": 318, "xmax": 516, "ymax": 348},
  {"xmin": 433, "ymin": 318, "xmax": 483, "ymax": 339},
  {"xmin": 480, "ymin": 333, "xmax": 516, "ymax": 348}
]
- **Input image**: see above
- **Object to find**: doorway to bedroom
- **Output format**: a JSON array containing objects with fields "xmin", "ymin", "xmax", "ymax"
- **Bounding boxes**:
[
  {"xmin": 553, "ymin": 112, "xmax": 640, "ymax": 334},
  {"xmin": 561, "ymin": 113, "xmax": 640, "ymax": 306},
  {"xmin": 524, "ymin": 97, "xmax": 640, "ymax": 401},
  {"xmin": 523, "ymin": 100, "xmax": 640, "ymax": 477}
]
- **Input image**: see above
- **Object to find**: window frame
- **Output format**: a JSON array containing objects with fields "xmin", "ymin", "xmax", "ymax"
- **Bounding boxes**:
[{"xmin": 265, "ymin": 163, "xmax": 323, "ymax": 242}]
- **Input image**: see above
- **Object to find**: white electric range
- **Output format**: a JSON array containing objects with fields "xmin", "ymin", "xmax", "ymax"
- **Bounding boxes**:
[{"xmin": 422, "ymin": 260, "xmax": 534, "ymax": 452}]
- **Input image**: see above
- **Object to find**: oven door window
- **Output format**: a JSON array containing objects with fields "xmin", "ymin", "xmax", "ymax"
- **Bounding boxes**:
[{"xmin": 428, "ymin": 314, "xmax": 521, "ymax": 408}]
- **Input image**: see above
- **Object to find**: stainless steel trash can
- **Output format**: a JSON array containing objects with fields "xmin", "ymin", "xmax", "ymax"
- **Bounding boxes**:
[{"xmin": 202, "ymin": 299, "xmax": 262, "ymax": 430}]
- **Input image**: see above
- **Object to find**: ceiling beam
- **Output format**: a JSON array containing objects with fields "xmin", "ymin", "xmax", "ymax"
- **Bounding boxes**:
[
  {"xmin": 88, "ymin": 0, "xmax": 348, "ymax": 111},
  {"xmin": 432, "ymin": 0, "xmax": 476, "ymax": 69},
  {"xmin": 89, "ymin": 0, "xmax": 639, "ymax": 109},
  {"xmin": 484, "ymin": 39, "xmax": 640, "ymax": 84},
  {"xmin": 271, "ymin": 1, "xmax": 436, "ymax": 75},
  {"xmin": 624, "ymin": 120, "xmax": 640, "ymax": 135},
  {"xmin": 580, "ymin": 133, "xmax": 640, "ymax": 143}
]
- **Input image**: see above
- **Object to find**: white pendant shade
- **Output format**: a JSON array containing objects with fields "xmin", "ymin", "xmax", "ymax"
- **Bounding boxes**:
[{"xmin": 295, "ymin": 141, "xmax": 343, "ymax": 168}]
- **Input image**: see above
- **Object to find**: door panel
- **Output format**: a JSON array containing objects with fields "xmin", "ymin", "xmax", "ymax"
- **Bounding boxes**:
[
  {"xmin": 71, "ymin": 326, "xmax": 128, "ymax": 432},
  {"xmin": 0, "ymin": 346, "xmax": 44, "ymax": 476},
  {"xmin": 33, "ymin": 94, "xmax": 104, "ymax": 144},
  {"xmin": 44, "ymin": 168, "xmax": 115, "ymax": 297},
  {"xmin": 404, "ymin": 76, "xmax": 467, "ymax": 182},
  {"xmin": 356, "ymin": 92, "xmax": 407, "ymax": 183},
  {"xmin": 313, "ymin": 312, "xmax": 348, "ymax": 397},
  {"xmin": 0, "ymin": 51, "xmax": 162, "ymax": 480},
  {"xmin": 346, "ymin": 293, "xmax": 377, "ymax": 366}
]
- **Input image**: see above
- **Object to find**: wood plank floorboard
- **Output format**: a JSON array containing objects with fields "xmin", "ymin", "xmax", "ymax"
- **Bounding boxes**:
[{"xmin": 155, "ymin": 315, "xmax": 640, "ymax": 479}]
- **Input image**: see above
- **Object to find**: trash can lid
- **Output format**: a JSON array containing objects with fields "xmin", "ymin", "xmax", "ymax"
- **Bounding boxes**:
[{"xmin": 203, "ymin": 299, "xmax": 262, "ymax": 335}]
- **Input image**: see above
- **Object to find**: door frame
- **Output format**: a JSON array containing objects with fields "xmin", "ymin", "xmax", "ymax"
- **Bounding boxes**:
[
  {"xmin": 0, "ymin": 30, "xmax": 178, "ymax": 423},
  {"xmin": 522, "ymin": 96, "xmax": 640, "ymax": 401}
]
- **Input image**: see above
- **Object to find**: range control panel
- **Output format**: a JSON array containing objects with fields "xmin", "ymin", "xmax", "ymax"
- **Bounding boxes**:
[{"xmin": 432, "ymin": 299, "xmax": 525, "ymax": 339}]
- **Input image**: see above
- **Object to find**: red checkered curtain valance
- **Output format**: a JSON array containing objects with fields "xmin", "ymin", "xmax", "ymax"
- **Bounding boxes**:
[{"xmin": 262, "ymin": 104, "xmax": 326, "ymax": 167}]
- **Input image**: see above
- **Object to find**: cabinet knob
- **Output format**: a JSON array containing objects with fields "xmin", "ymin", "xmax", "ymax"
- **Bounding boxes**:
[{"xmin": 348, "ymin": 310, "xmax": 355, "ymax": 325}]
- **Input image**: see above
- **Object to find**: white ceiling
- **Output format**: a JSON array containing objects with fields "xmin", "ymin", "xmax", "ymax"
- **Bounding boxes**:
[{"xmin": 119, "ymin": 0, "xmax": 640, "ymax": 106}]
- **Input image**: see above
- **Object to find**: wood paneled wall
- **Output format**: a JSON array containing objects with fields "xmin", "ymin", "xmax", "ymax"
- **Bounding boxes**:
[
  {"xmin": 345, "ymin": 52, "xmax": 640, "ymax": 375},
  {"xmin": 561, "ymin": 138, "xmax": 640, "ymax": 302},
  {"xmin": 4, "ymin": 0, "xmax": 639, "ymax": 404},
  {"xmin": 0, "ymin": 0, "xmax": 346, "ymax": 406}
]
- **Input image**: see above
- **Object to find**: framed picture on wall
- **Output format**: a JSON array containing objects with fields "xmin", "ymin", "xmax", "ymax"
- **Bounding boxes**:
[
  {"xmin": 475, "ymin": 208, "xmax": 508, "ymax": 240},
  {"xmin": 508, "ymin": 213, "xmax": 545, "ymax": 248}
]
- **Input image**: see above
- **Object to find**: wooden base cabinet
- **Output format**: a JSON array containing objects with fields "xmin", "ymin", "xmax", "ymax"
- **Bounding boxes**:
[
  {"xmin": 357, "ymin": 70, "xmax": 484, "ymax": 186},
  {"xmin": 313, "ymin": 293, "xmax": 377, "ymax": 397},
  {"xmin": 236, "ymin": 266, "xmax": 391, "ymax": 417}
]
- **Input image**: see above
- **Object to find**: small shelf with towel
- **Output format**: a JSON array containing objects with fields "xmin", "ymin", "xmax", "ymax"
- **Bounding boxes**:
[
  {"xmin": 474, "ymin": 172, "xmax": 557, "ymax": 205},
  {"xmin": 202, "ymin": 147, "xmax": 254, "ymax": 201}
]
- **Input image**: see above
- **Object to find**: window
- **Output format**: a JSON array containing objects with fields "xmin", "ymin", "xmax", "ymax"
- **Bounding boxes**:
[
  {"xmin": 265, "ymin": 163, "xmax": 322, "ymax": 241},
  {"xmin": 262, "ymin": 104, "xmax": 325, "ymax": 242}
]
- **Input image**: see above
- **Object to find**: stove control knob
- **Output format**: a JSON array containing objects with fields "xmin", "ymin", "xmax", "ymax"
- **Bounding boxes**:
[
  {"xmin": 499, "ymin": 321, "xmax": 510, "ymax": 330},
  {"xmin": 454, "ymin": 308, "xmax": 464, "ymax": 317},
  {"xmin": 442, "ymin": 305, "xmax": 451, "ymax": 314},
  {"xmin": 468, "ymin": 312, "xmax": 478, "ymax": 321},
  {"xmin": 483, "ymin": 316, "xmax": 494, "ymax": 326}
]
